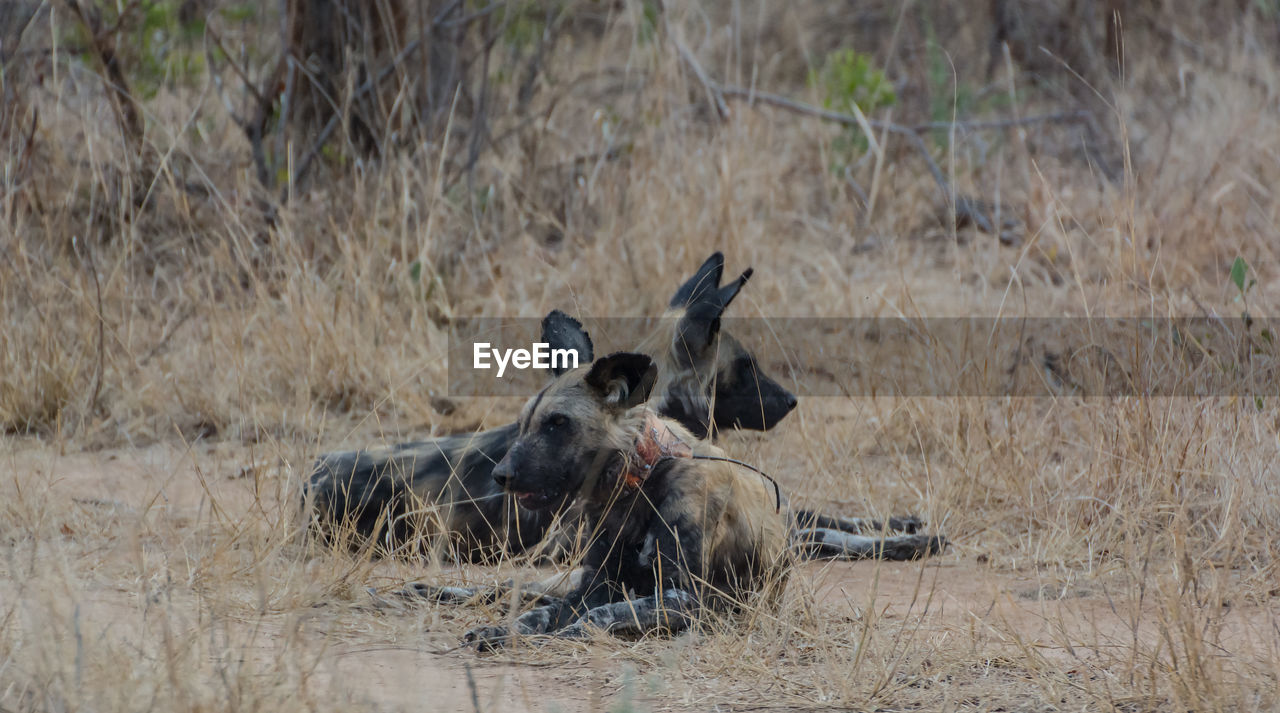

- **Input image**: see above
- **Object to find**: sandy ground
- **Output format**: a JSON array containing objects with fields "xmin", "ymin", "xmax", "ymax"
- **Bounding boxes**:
[{"xmin": 3, "ymin": 442, "xmax": 1275, "ymax": 712}]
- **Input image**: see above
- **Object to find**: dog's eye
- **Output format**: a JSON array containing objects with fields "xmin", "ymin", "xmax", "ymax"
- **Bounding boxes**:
[{"xmin": 546, "ymin": 414, "xmax": 568, "ymax": 428}]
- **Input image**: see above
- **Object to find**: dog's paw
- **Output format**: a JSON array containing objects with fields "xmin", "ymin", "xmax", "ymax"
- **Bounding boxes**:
[
  {"xmin": 926, "ymin": 535, "xmax": 949, "ymax": 555},
  {"xmin": 886, "ymin": 515, "xmax": 923, "ymax": 534},
  {"xmin": 366, "ymin": 587, "xmax": 405, "ymax": 611},
  {"xmin": 554, "ymin": 622, "xmax": 592, "ymax": 641},
  {"xmin": 396, "ymin": 582, "xmax": 472, "ymax": 604},
  {"xmin": 883, "ymin": 534, "xmax": 948, "ymax": 561},
  {"xmin": 463, "ymin": 625, "xmax": 511, "ymax": 651}
]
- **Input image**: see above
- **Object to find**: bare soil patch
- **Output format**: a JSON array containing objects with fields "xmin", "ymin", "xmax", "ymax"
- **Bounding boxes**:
[{"xmin": 7, "ymin": 443, "xmax": 1275, "ymax": 712}]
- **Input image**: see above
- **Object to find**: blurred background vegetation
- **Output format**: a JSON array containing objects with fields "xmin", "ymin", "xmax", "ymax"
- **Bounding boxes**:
[
  {"xmin": 3, "ymin": 9, "xmax": 1280, "ymax": 709},
  {"xmin": 0, "ymin": 1, "xmax": 1277, "ymax": 441}
]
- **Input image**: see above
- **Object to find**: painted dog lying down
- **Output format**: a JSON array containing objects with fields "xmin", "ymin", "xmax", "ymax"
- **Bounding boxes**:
[
  {"xmin": 305, "ymin": 253, "xmax": 797, "ymax": 558},
  {"xmin": 409, "ymin": 351, "xmax": 946, "ymax": 649}
]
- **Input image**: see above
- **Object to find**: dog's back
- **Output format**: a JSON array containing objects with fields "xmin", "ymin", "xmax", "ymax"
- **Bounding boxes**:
[
  {"xmin": 657, "ymin": 440, "xmax": 791, "ymax": 599},
  {"xmin": 308, "ymin": 423, "xmax": 551, "ymax": 557}
]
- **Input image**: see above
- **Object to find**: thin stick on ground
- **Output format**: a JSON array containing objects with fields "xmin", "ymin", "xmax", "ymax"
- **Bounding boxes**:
[
  {"xmin": 668, "ymin": 31, "xmax": 729, "ymax": 121},
  {"xmin": 714, "ymin": 82, "xmax": 1088, "ymax": 224}
]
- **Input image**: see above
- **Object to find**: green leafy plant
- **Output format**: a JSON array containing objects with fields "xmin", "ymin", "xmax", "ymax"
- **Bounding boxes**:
[
  {"xmin": 636, "ymin": 0, "xmax": 659, "ymax": 45},
  {"xmin": 922, "ymin": 18, "xmax": 971, "ymax": 145},
  {"xmin": 811, "ymin": 49, "xmax": 895, "ymax": 167},
  {"xmin": 921, "ymin": 15, "xmax": 1013, "ymax": 147},
  {"xmin": 1229, "ymin": 256, "xmax": 1270, "ymax": 409},
  {"xmin": 1230, "ymin": 256, "xmax": 1253, "ymax": 297},
  {"xmin": 813, "ymin": 49, "xmax": 895, "ymax": 119},
  {"xmin": 70, "ymin": 1, "xmax": 210, "ymax": 100},
  {"xmin": 1230, "ymin": 256, "xmax": 1258, "ymax": 325},
  {"xmin": 133, "ymin": 0, "xmax": 209, "ymax": 97}
]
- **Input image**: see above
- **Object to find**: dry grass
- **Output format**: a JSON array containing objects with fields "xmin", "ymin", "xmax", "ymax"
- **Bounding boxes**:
[{"xmin": 3, "ymin": 1, "xmax": 1280, "ymax": 711}]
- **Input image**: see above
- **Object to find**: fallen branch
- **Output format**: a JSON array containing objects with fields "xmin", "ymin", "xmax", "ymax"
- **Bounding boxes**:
[
  {"xmin": 673, "ymin": 39, "xmax": 728, "ymax": 121},
  {"xmin": 911, "ymin": 112, "xmax": 1090, "ymax": 133},
  {"xmin": 715, "ymin": 83, "xmax": 1086, "ymax": 235},
  {"xmin": 717, "ymin": 84, "xmax": 952, "ymax": 202},
  {"xmin": 660, "ymin": 9, "xmax": 728, "ymax": 121},
  {"xmin": 717, "ymin": 84, "xmax": 1087, "ymax": 136}
]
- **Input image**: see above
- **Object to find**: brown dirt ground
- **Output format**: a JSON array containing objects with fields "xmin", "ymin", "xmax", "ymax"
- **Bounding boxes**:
[{"xmin": 4, "ymin": 442, "xmax": 1276, "ymax": 712}]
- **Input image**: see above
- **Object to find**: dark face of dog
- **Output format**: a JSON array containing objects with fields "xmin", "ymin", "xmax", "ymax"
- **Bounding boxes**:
[
  {"xmin": 663, "ymin": 252, "xmax": 798, "ymax": 438},
  {"xmin": 491, "ymin": 352, "xmax": 657, "ymax": 510}
]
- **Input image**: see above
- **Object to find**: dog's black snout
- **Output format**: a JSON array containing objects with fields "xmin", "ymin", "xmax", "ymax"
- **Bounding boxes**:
[
  {"xmin": 784, "ymin": 392, "xmax": 798, "ymax": 411},
  {"xmin": 492, "ymin": 458, "xmax": 514, "ymax": 489}
]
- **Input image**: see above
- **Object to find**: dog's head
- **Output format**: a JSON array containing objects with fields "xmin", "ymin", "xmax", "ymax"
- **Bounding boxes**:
[
  {"xmin": 491, "ymin": 350, "xmax": 657, "ymax": 510},
  {"xmin": 659, "ymin": 252, "xmax": 797, "ymax": 438}
]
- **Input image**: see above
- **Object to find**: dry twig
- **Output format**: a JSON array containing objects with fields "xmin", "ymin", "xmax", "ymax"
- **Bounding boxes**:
[
  {"xmin": 715, "ymin": 83, "xmax": 1086, "ymax": 237},
  {"xmin": 659, "ymin": 7, "xmax": 728, "ymax": 121}
]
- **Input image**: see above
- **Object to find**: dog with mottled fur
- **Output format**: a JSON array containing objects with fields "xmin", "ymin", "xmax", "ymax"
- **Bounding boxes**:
[{"xmin": 448, "ymin": 350, "xmax": 945, "ymax": 649}]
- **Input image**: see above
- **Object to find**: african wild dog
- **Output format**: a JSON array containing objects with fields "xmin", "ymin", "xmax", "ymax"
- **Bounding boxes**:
[
  {"xmin": 305, "ymin": 253, "xmax": 797, "ymax": 559},
  {"xmin": 445, "ymin": 351, "xmax": 945, "ymax": 649}
]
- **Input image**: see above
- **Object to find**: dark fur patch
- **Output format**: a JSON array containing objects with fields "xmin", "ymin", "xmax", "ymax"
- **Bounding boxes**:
[{"xmin": 306, "ymin": 423, "xmax": 554, "ymax": 558}]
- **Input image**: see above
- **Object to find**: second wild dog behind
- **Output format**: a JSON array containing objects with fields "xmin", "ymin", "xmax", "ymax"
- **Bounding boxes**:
[
  {"xmin": 447, "ymin": 350, "xmax": 946, "ymax": 649},
  {"xmin": 305, "ymin": 253, "xmax": 798, "ymax": 559}
]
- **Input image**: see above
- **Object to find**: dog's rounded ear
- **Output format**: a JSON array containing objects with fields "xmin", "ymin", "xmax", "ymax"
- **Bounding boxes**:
[
  {"xmin": 668, "ymin": 252, "xmax": 725, "ymax": 308},
  {"xmin": 584, "ymin": 352, "xmax": 658, "ymax": 409},
  {"xmin": 541, "ymin": 310, "xmax": 593, "ymax": 376}
]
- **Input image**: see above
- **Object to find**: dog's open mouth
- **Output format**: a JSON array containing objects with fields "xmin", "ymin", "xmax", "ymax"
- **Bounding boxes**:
[{"xmin": 510, "ymin": 490, "xmax": 558, "ymax": 510}]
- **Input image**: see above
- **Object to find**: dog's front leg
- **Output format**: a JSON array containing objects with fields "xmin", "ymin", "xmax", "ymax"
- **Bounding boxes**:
[
  {"xmin": 555, "ymin": 588, "xmax": 699, "ymax": 640},
  {"xmin": 463, "ymin": 568, "xmax": 604, "ymax": 650},
  {"xmin": 463, "ymin": 600, "xmax": 573, "ymax": 651},
  {"xmin": 394, "ymin": 582, "xmax": 507, "ymax": 604},
  {"xmin": 395, "ymin": 567, "xmax": 584, "ymax": 606}
]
